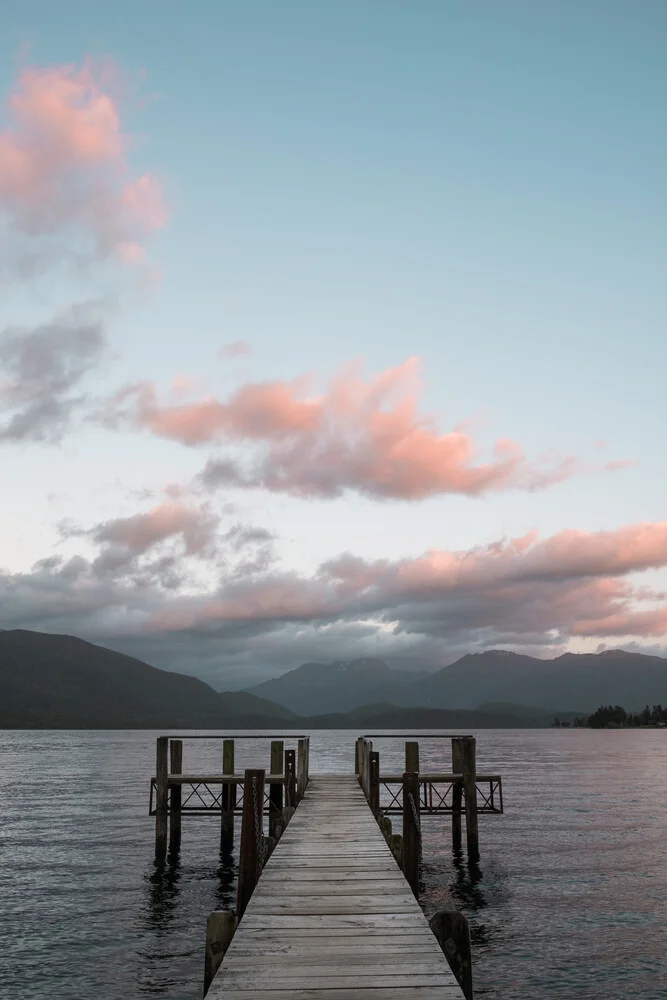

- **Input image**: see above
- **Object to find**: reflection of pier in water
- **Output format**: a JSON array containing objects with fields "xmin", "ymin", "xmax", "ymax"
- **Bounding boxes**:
[{"xmin": 145, "ymin": 732, "xmax": 504, "ymax": 999}]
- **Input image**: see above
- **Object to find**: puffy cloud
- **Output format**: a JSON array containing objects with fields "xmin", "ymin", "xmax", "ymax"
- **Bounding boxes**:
[
  {"xmin": 0, "ymin": 60, "xmax": 165, "ymax": 270},
  {"xmin": 0, "ymin": 304, "xmax": 106, "ymax": 442},
  {"xmin": 107, "ymin": 357, "xmax": 595, "ymax": 500}
]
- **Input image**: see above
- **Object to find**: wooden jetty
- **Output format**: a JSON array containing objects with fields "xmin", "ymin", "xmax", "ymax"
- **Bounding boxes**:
[
  {"xmin": 206, "ymin": 774, "xmax": 467, "ymax": 1000},
  {"xmin": 148, "ymin": 733, "xmax": 504, "ymax": 999}
]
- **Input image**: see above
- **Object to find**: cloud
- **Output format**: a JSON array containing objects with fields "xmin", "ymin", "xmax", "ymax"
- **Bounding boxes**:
[
  {"xmin": 219, "ymin": 340, "xmax": 251, "ymax": 359},
  {"xmin": 106, "ymin": 357, "xmax": 601, "ymax": 500},
  {"xmin": 3, "ymin": 517, "xmax": 666, "ymax": 687},
  {"xmin": 0, "ymin": 59, "xmax": 165, "ymax": 271},
  {"xmin": 0, "ymin": 304, "xmax": 106, "ymax": 442}
]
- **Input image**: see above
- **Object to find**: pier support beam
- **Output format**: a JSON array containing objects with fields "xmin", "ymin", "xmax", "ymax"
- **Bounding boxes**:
[
  {"xmin": 402, "ymin": 770, "xmax": 421, "ymax": 899},
  {"xmin": 405, "ymin": 740, "xmax": 420, "ymax": 774},
  {"xmin": 297, "ymin": 738, "xmax": 308, "ymax": 801},
  {"xmin": 461, "ymin": 736, "xmax": 479, "ymax": 861},
  {"xmin": 284, "ymin": 749, "xmax": 296, "ymax": 809},
  {"xmin": 429, "ymin": 908, "xmax": 473, "ymax": 1000},
  {"xmin": 169, "ymin": 739, "xmax": 183, "ymax": 851},
  {"xmin": 203, "ymin": 909, "xmax": 237, "ymax": 997},
  {"xmin": 269, "ymin": 740, "xmax": 284, "ymax": 838},
  {"xmin": 369, "ymin": 750, "xmax": 380, "ymax": 815},
  {"xmin": 237, "ymin": 768, "xmax": 265, "ymax": 919},
  {"xmin": 451, "ymin": 737, "xmax": 464, "ymax": 851},
  {"xmin": 220, "ymin": 739, "xmax": 235, "ymax": 852},
  {"xmin": 354, "ymin": 736, "xmax": 364, "ymax": 775},
  {"xmin": 155, "ymin": 736, "xmax": 169, "ymax": 855}
]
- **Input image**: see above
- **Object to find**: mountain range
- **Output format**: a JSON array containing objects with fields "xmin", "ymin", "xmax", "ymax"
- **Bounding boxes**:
[
  {"xmin": 2, "ymin": 629, "xmax": 666, "ymax": 728},
  {"xmin": 246, "ymin": 648, "xmax": 667, "ymax": 714}
]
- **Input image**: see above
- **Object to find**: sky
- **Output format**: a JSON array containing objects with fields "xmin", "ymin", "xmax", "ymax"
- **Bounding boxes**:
[{"xmin": 1, "ymin": 1, "xmax": 666, "ymax": 689}]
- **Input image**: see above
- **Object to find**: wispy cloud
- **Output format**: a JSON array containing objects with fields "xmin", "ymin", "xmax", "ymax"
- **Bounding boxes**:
[{"xmin": 0, "ymin": 303, "xmax": 106, "ymax": 442}]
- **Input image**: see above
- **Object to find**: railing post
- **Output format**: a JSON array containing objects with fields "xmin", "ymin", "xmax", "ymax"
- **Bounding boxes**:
[
  {"xmin": 221, "ymin": 738, "xmax": 235, "ymax": 852},
  {"xmin": 429, "ymin": 908, "xmax": 473, "ymax": 1000},
  {"xmin": 461, "ymin": 736, "xmax": 479, "ymax": 861},
  {"xmin": 155, "ymin": 736, "xmax": 169, "ymax": 855},
  {"xmin": 236, "ymin": 768, "xmax": 265, "ymax": 919},
  {"xmin": 269, "ymin": 740, "xmax": 284, "ymax": 838},
  {"xmin": 369, "ymin": 750, "xmax": 380, "ymax": 815},
  {"xmin": 203, "ymin": 910, "xmax": 237, "ymax": 997},
  {"xmin": 402, "ymin": 770, "xmax": 421, "ymax": 899},
  {"xmin": 451, "ymin": 737, "xmax": 464, "ymax": 851},
  {"xmin": 169, "ymin": 738, "xmax": 183, "ymax": 851}
]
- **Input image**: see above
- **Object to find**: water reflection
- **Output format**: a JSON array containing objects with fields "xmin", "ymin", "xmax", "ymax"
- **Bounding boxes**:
[
  {"xmin": 214, "ymin": 843, "xmax": 237, "ymax": 911},
  {"xmin": 142, "ymin": 848, "xmax": 183, "ymax": 933}
]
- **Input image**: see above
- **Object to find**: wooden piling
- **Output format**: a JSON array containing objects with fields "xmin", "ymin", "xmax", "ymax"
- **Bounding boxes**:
[
  {"xmin": 451, "ymin": 737, "xmax": 464, "ymax": 851},
  {"xmin": 429, "ymin": 908, "xmax": 473, "ymax": 1000},
  {"xmin": 284, "ymin": 748, "xmax": 296, "ymax": 808},
  {"xmin": 297, "ymin": 738, "xmax": 307, "ymax": 801},
  {"xmin": 236, "ymin": 768, "xmax": 265, "ymax": 919},
  {"xmin": 155, "ymin": 736, "xmax": 169, "ymax": 855},
  {"xmin": 405, "ymin": 740, "xmax": 420, "ymax": 774},
  {"xmin": 369, "ymin": 750, "xmax": 380, "ymax": 815},
  {"xmin": 220, "ymin": 738, "xmax": 235, "ymax": 851},
  {"xmin": 269, "ymin": 740, "xmax": 284, "ymax": 838},
  {"xmin": 402, "ymin": 770, "xmax": 421, "ymax": 899},
  {"xmin": 169, "ymin": 738, "xmax": 183, "ymax": 850},
  {"xmin": 203, "ymin": 910, "xmax": 237, "ymax": 996},
  {"xmin": 461, "ymin": 736, "xmax": 479, "ymax": 860},
  {"xmin": 354, "ymin": 736, "xmax": 364, "ymax": 775}
]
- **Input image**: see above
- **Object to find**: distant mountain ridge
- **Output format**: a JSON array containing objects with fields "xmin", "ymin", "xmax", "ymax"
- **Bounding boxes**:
[
  {"xmin": 245, "ymin": 648, "xmax": 667, "ymax": 714},
  {"xmin": 0, "ymin": 629, "xmax": 297, "ymax": 728},
  {"xmin": 246, "ymin": 658, "xmax": 422, "ymax": 715},
  {"xmin": 2, "ymin": 629, "xmax": 666, "ymax": 728}
]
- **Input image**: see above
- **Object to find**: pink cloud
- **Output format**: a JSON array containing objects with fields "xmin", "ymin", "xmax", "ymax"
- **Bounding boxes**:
[
  {"xmin": 0, "ymin": 60, "xmax": 165, "ymax": 264},
  {"xmin": 109, "ymin": 357, "xmax": 605, "ymax": 500},
  {"xmin": 143, "ymin": 519, "xmax": 667, "ymax": 641}
]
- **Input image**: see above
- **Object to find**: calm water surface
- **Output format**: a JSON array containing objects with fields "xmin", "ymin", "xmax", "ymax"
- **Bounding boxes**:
[{"xmin": 1, "ymin": 729, "xmax": 665, "ymax": 999}]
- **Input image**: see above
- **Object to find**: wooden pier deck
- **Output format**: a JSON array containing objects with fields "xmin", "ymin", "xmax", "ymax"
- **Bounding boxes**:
[{"xmin": 207, "ymin": 774, "xmax": 465, "ymax": 1000}]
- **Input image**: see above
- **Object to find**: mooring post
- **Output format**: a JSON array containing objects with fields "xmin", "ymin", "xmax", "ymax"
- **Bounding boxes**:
[
  {"xmin": 355, "ymin": 736, "xmax": 364, "ymax": 775},
  {"xmin": 169, "ymin": 738, "xmax": 183, "ymax": 850},
  {"xmin": 461, "ymin": 736, "xmax": 479, "ymax": 861},
  {"xmin": 369, "ymin": 750, "xmax": 380, "ymax": 815},
  {"xmin": 451, "ymin": 737, "xmax": 464, "ymax": 851},
  {"xmin": 297, "ymin": 738, "xmax": 307, "ymax": 801},
  {"xmin": 221, "ymin": 738, "xmax": 235, "ymax": 851},
  {"xmin": 402, "ymin": 770, "xmax": 421, "ymax": 899},
  {"xmin": 203, "ymin": 909, "xmax": 237, "ymax": 997},
  {"xmin": 236, "ymin": 768, "xmax": 265, "ymax": 919},
  {"xmin": 304, "ymin": 736, "xmax": 310, "ymax": 790},
  {"xmin": 429, "ymin": 908, "xmax": 473, "ymax": 1000},
  {"xmin": 155, "ymin": 736, "xmax": 169, "ymax": 855},
  {"xmin": 284, "ymin": 748, "xmax": 296, "ymax": 808},
  {"xmin": 405, "ymin": 740, "xmax": 420, "ymax": 774},
  {"xmin": 269, "ymin": 740, "xmax": 284, "ymax": 838},
  {"xmin": 362, "ymin": 739, "xmax": 372, "ymax": 800}
]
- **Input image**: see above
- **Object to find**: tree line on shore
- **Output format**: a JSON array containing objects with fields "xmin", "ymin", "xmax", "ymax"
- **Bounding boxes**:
[{"xmin": 552, "ymin": 704, "xmax": 667, "ymax": 728}]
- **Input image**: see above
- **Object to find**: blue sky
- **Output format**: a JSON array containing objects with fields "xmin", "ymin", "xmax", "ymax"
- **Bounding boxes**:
[{"xmin": 1, "ymin": 2, "xmax": 666, "ymax": 685}]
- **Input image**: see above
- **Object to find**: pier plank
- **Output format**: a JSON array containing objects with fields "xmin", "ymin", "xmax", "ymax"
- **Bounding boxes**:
[{"xmin": 207, "ymin": 775, "xmax": 465, "ymax": 999}]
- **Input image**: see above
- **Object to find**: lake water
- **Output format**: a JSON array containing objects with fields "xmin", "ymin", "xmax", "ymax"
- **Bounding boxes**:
[{"xmin": 1, "ymin": 729, "xmax": 665, "ymax": 999}]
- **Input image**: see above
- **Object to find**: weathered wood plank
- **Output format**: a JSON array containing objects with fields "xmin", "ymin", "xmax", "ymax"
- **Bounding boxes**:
[{"xmin": 206, "ymin": 773, "xmax": 465, "ymax": 999}]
